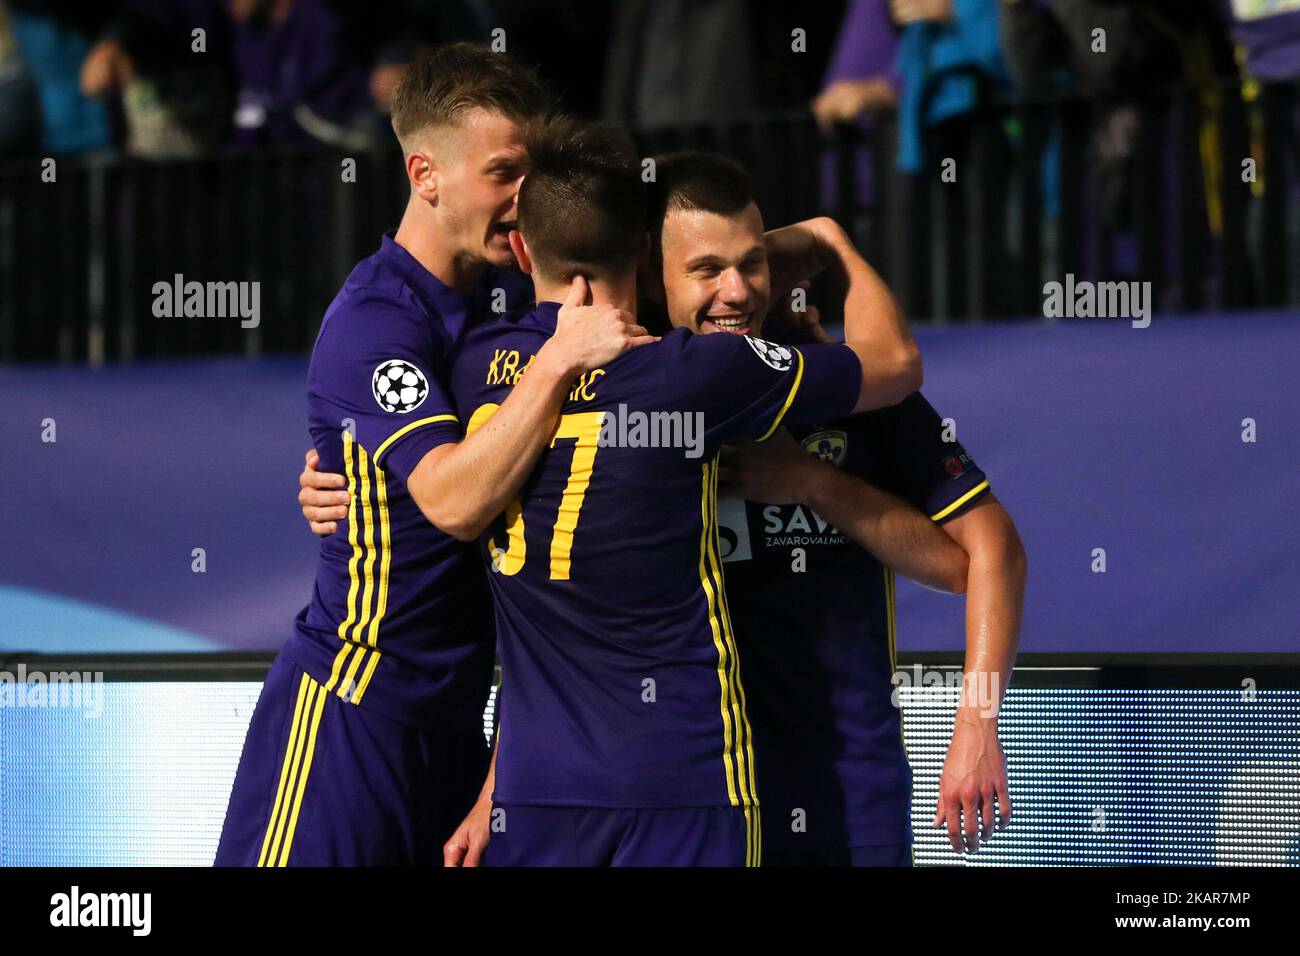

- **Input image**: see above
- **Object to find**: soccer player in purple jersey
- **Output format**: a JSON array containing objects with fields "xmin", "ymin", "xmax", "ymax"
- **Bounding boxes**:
[
  {"xmin": 297, "ymin": 144, "xmax": 1019, "ymax": 866},
  {"xmin": 438, "ymin": 118, "xmax": 920, "ymax": 866},
  {"xmin": 645, "ymin": 152, "xmax": 1026, "ymax": 864},
  {"xmin": 215, "ymin": 45, "xmax": 654, "ymax": 867}
]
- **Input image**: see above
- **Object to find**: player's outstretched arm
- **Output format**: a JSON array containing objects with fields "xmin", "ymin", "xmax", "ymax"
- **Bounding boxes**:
[
  {"xmin": 719, "ymin": 432, "xmax": 969, "ymax": 593},
  {"xmin": 931, "ymin": 495, "xmax": 1025, "ymax": 854},
  {"xmin": 407, "ymin": 277, "xmax": 656, "ymax": 541}
]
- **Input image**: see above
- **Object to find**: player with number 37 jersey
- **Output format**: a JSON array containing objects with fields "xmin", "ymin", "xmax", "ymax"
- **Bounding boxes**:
[{"xmin": 448, "ymin": 302, "xmax": 863, "ymax": 864}]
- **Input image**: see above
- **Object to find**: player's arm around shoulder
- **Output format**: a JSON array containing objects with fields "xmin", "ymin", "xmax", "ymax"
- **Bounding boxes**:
[
  {"xmin": 404, "ymin": 277, "xmax": 657, "ymax": 542},
  {"xmin": 808, "ymin": 463, "xmax": 971, "ymax": 594},
  {"xmin": 720, "ymin": 428, "xmax": 970, "ymax": 593},
  {"xmin": 299, "ymin": 278, "xmax": 656, "ymax": 542}
]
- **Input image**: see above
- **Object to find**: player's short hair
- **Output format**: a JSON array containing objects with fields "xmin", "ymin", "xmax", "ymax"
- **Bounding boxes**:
[
  {"xmin": 646, "ymin": 151, "xmax": 757, "ymax": 247},
  {"xmin": 390, "ymin": 42, "xmax": 547, "ymax": 149},
  {"xmin": 518, "ymin": 118, "xmax": 647, "ymax": 281}
]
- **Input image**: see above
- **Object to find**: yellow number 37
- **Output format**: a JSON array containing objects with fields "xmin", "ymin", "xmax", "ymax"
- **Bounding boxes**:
[{"xmin": 465, "ymin": 403, "xmax": 606, "ymax": 581}]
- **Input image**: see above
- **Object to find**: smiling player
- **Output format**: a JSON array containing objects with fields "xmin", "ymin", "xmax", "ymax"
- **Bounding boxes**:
[{"xmin": 647, "ymin": 151, "xmax": 1026, "ymax": 864}]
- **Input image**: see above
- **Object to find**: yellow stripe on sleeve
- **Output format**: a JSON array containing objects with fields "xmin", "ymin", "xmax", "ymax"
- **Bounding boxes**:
[
  {"xmin": 373, "ymin": 413, "xmax": 459, "ymax": 465},
  {"xmin": 930, "ymin": 479, "xmax": 990, "ymax": 522},
  {"xmin": 756, "ymin": 348, "xmax": 805, "ymax": 441}
]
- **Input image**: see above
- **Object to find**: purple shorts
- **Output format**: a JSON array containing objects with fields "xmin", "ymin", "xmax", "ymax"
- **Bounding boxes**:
[{"xmin": 214, "ymin": 652, "xmax": 489, "ymax": 866}]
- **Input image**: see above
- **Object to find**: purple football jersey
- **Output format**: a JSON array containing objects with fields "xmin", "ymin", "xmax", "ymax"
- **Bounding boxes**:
[
  {"xmin": 449, "ymin": 301, "xmax": 862, "ymax": 809},
  {"xmin": 285, "ymin": 235, "xmax": 531, "ymax": 729}
]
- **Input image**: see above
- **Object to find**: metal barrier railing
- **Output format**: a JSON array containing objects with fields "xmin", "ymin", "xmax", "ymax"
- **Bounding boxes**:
[{"xmin": 1, "ymin": 82, "xmax": 1296, "ymax": 364}]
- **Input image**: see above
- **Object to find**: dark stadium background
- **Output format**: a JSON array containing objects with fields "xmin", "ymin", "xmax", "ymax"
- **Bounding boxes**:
[{"xmin": 0, "ymin": 0, "xmax": 1296, "ymax": 867}]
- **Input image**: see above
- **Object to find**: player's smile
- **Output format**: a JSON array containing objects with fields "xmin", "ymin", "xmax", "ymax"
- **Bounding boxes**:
[
  {"xmin": 699, "ymin": 311, "xmax": 753, "ymax": 336},
  {"xmin": 660, "ymin": 204, "xmax": 771, "ymax": 340}
]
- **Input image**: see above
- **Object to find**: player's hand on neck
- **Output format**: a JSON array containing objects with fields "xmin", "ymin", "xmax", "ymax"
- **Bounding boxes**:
[
  {"xmin": 536, "ymin": 272, "xmax": 638, "ymax": 316},
  {"xmin": 510, "ymin": 228, "xmax": 639, "ymax": 315}
]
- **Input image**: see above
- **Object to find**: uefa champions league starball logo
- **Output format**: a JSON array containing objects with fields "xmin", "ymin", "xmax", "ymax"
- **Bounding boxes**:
[
  {"xmin": 744, "ymin": 336, "xmax": 794, "ymax": 371},
  {"xmin": 372, "ymin": 359, "xmax": 429, "ymax": 413}
]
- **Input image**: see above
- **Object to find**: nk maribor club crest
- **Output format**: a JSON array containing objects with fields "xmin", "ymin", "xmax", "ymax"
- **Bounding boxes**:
[{"xmin": 802, "ymin": 429, "xmax": 847, "ymax": 467}]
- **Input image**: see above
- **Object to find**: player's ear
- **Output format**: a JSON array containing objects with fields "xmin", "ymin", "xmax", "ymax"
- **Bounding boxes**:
[
  {"xmin": 509, "ymin": 230, "xmax": 533, "ymax": 275},
  {"xmin": 407, "ymin": 150, "xmax": 437, "ymax": 203}
]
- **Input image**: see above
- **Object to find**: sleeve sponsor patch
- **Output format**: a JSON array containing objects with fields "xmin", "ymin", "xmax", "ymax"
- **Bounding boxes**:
[{"xmin": 943, "ymin": 452, "xmax": 975, "ymax": 478}]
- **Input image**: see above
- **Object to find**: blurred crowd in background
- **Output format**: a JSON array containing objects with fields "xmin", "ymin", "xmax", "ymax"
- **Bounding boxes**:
[
  {"xmin": 0, "ymin": 0, "xmax": 1296, "ymax": 364},
  {"xmin": 0, "ymin": 0, "xmax": 1296, "ymax": 163}
]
